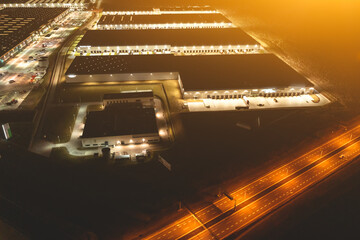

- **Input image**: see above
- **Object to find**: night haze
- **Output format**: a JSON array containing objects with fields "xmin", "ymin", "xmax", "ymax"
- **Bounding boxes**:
[{"xmin": 0, "ymin": 1, "xmax": 359, "ymax": 240}]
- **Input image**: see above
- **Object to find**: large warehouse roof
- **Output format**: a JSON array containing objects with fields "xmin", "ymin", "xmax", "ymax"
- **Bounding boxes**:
[
  {"xmin": 66, "ymin": 54, "xmax": 313, "ymax": 90},
  {"xmin": 102, "ymin": 6, "xmax": 216, "ymax": 12},
  {"xmin": 176, "ymin": 54, "xmax": 313, "ymax": 90},
  {"xmin": 77, "ymin": 28, "xmax": 258, "ymax": 47},
  {"xmin": 66, "ymin": 54, "xmax": 177, "ymax": 75},
  {"xmin": 98, "ymin": 13, "xmax": 231, "ymax": 25},
  {"xmin": 0, "ymin": 7, "xmax": 67, "ymax": 57},
  {"xmin": 82, "ymin": 103, "xmax": 158, "ymax": 138},
  {"xmin": 103, "ymin": 91, "xmax": 154, "ymax": 100}
]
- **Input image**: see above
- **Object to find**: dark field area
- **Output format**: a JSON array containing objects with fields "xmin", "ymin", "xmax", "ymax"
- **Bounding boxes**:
[{"xmin": 0, "ymin": 106, "xmax": 355, "ymax": 239}]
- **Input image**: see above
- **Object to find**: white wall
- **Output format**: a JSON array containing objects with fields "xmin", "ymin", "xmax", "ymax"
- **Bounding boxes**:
[
  {"xmin": 75, "ymin": 44, "xmax": 262, "ymax": 56},
  {"xmin": 96, "ymin": 22, "xmax": 233, "ymax": 30},
  {"xmin": 81, "ymin": 133, "xmax": 160, "ymax": 148},
  {"xmin": 184, "ymin": 87, "xmax": 315, "ymax": 99}
]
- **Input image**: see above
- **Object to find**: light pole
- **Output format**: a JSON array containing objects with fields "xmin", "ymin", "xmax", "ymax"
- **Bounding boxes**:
[{"xmin": 217, "ymin": 186, "xmax": 222, "ymax": 197}]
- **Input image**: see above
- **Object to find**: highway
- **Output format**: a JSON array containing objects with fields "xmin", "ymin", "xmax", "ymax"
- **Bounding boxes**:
[
  {"xmin": 141, "ymin": 123, "xmax": 360, "ymax": 240},
  {"xmin": 190, "ymin": 139, "xmax": 360, "ymax": 240}
]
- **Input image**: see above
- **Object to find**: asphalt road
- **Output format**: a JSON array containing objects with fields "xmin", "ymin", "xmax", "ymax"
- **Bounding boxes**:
[
  {"xmin": 28, "ymin": 12, "xmax": 98, "ymax": 151},
  {"xmin": 142, "ymin": 123, "xmax": 360, "ymax": 240}
]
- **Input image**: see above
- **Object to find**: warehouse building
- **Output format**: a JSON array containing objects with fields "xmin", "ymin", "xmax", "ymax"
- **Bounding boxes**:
[
  {"xmin": 66, "ymin": 54, "xmax": 315, "ymax": 98},
  {"xmin": 0, "ymin": 7, "xmax": 69, "ymax": 64},
  {"xmin": 103, "ymin": 91, "xmax": 155, "ymax": 107},
  {"xmin": 74, "ymin": 28, "xmax": 261, "ymax": 56},
  {"xmin": 81, "ymin": 102, "xmax": 160, "ymax": 148},
  {"xmin": 96, "ymin": 13, "xmax": 233, "ymax": 30},
  {"xmin": 102, "ymin": 6, "xmax": 217, "ymax": 15}
]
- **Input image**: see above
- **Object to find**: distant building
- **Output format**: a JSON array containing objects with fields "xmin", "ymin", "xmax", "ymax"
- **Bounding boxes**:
[
  {"xmin": 74, "ymin": 28, "xmax": 261, "ymax": 56},
  {"xmin": 102, "ymin": 6, "xmax": 217, "ymax": 15},
  {"xmin": 96, "ymin": 13, "xmax": 233, "ymax": 30},
  {"xmin": 66, "ymin": 54, "xmax": 315, "ymax": 98},
  {"xmin": 81, "ymin": 102, "xmax": 160, "ymax": 148},
  {"xmin": 103, "ymin": 91, "xmax": 154, "ymax": 107}
]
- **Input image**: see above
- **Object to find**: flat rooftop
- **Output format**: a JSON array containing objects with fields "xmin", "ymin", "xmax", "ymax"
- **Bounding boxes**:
[
  {"xmin": 103, "ymin": 6, "xmax": 216, "ymax": 12},
  {"xmin": 82, "ymin": 103, "xmax": 158, "ymax": 138},
  {"xmin": 98, "ymin": 13, "xmax": 231, "ymax": 25},
  {"xmin": 0, "ymin": 7, "xmax": 67, "ymax": 57},
  {"xmin": 78, "ymin": 28, "xmax": 259, "ymax": 47},
  {"xmin": 103, "ymin": 91, "xmax": 154, "ymax": 100},
  {"xmin": 66, "ymin": 54, "xmax": 313, "ymax": 90}
]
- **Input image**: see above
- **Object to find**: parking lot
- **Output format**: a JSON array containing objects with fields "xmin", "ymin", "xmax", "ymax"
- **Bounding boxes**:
[{"xmin": 0, "ymin": 11, "xmax": 92, "ymax": 110}]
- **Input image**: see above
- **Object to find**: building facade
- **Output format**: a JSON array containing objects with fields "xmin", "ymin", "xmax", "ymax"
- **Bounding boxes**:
[
  {"xmin": 103, "ymin": 91, "xmax": 155, "ymax": 107},
  {"xmin": 75, "ymin": 44, "xmax": 261, "ymax": 56},
  {"xmin": 81, "ymin": 133, "xmax": 160, "ymax": 148}
]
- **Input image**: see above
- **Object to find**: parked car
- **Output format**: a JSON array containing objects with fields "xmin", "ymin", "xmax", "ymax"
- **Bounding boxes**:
[
  {"xmin": 257, "ymin": 103, "xmax": 265, "ymax": 107},
  {"xmin": 6, "ymin": 99, "xmax": 18, "ymax": 105},
  {"xmin": 8, "ymin": 79, "xmax": 15, "ymax": 84}
]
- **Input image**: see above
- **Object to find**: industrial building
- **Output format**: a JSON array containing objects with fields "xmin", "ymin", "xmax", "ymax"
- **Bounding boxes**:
[
  {"xmin": 66, "ymin": 54, "xmax": 314, "ymax": 99},
  {"xmin": 96, "ymin": 13, "xmax": 233, "ymax": 30},
  {"xmin": 81, "ymin": 102, "xmax": 160, "ymax": 148},
  {"xmin": 102, "ymin": 6, "xmax": 217, "ymax": 15},
  {"xmin": 74, "ymin": 28, "xmax": 261, "ymax": 56},
  {"xmin": 0, "ymin": 7, "xmax": 69, "ymax": 64},
  {"xmin": 103, "ymin": 91, "xmax": 155, "ymax": 107}
]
